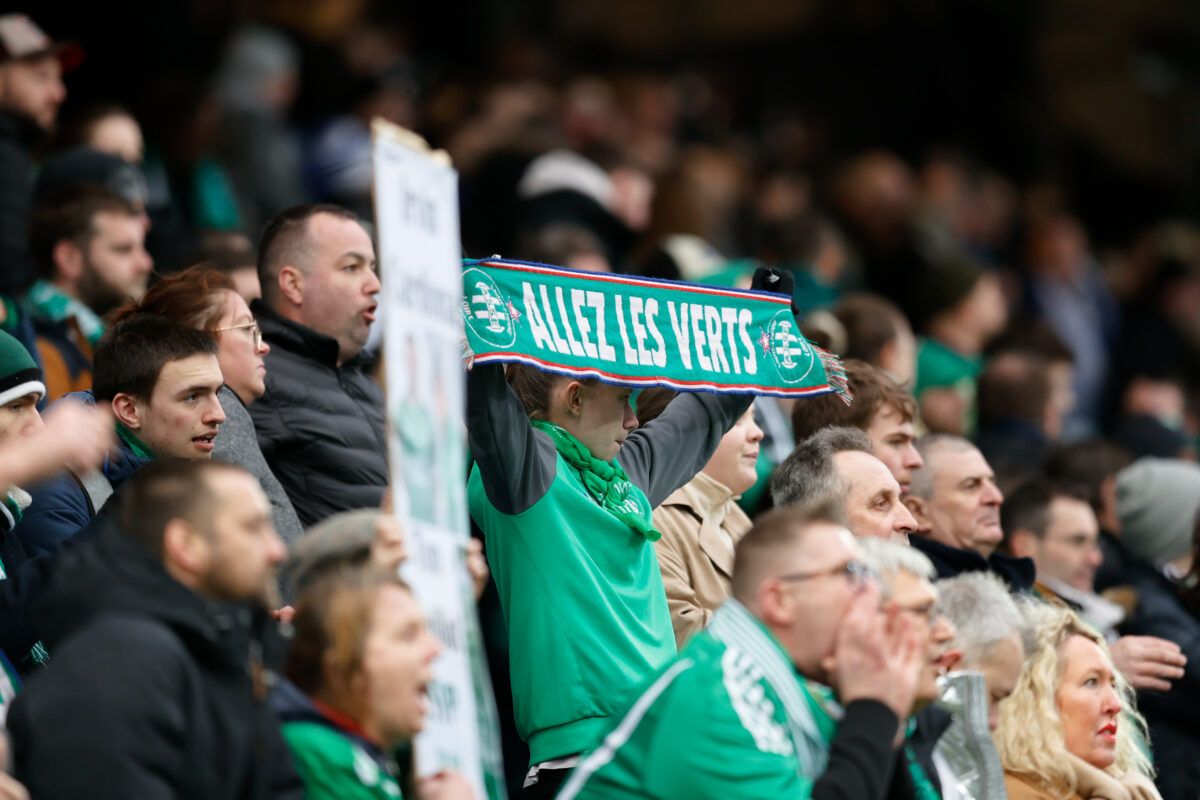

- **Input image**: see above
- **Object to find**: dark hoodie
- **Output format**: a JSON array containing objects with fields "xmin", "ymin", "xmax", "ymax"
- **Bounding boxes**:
[{"xmin": 7, "ymin": 523, "xmax": 302, "ymax": 800}]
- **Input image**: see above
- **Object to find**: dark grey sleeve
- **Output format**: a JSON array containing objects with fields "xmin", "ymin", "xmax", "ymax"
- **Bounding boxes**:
[
  {"xmin": 466, "ymin": 363, "xmax": 558, "ymax": 515},
  {"xmin": 619, "ymin": 391, "xmax": 753, "ymax": 507}
]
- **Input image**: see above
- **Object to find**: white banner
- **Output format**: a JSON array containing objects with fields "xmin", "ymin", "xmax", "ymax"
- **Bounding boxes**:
[{"xmin": 373, "ymin": 120, "xmax": 506, "ymax": 800}]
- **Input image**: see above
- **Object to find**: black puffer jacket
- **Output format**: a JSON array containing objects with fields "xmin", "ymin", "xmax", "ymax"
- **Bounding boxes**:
[
  {"xmin": 250, "ymin": 301, "xmax": 387, "ymax": 526},
  {"xmin": 0, "ymin": 109, "xmax": 40, "ymax": 294},
  {"xmin": 7, "ymin": 523, "xmax": 303, "ymax": 799}
]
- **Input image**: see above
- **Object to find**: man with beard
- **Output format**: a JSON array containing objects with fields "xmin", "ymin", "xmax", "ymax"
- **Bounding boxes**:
[
  {"xmin": 902, "ymin": 434, "xmax": 1035, "ymax": 591},
  {"xmin": 7, "ymin": 460, "xmax": 301, "ymax": 799},
  {"xmin": 0, "ymin": 14, "xmax": 79, "ymax": 296},
  {"xmin": 25, "ymin": 187, "xmax": 152, "ymax": 399}
]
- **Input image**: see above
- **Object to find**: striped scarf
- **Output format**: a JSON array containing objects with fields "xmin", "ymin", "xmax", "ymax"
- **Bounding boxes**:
[{"xmin": 708, "ymin": 599, "xmax": 840, "ymax": 778}]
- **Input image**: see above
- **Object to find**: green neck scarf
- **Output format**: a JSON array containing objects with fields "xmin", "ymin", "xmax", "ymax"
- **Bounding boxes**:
[
  {"xmin": 25, "ymin": 280, "xmax": 107, "ymax": 347},
  {"xmin": 117, "ymin": 424, "xmax": 154, "ymax": 459},
  {"xmin": 904, "ymin": 724, "xmax": 941, "ymax": 800},
  {"xmin": 530, "ymin": 419, "xmax": 659, "ymax": 541}
]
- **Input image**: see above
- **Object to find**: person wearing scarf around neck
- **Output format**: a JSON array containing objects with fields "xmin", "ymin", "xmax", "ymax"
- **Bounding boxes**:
[
  {"xmin": 15, "ymin": 314, "xmax": 224, "ymax": 557},
  {"xmin": 560, "ymin": 503, "xmax": 925, "ymax": 800},
  {"xmin": 0, "ymin": 328, "xmax": 112, "ymax": 675},
  {"xmin": 466, "ymin": 268, "xmax": 803, "ymax": 798},
  {"xmin": 278, "ymin": 564, "xmax": 472, "ymax": 800},
  {"xmin": 24, "ymin": 187, "xmax": 152, "ymax": 401}
]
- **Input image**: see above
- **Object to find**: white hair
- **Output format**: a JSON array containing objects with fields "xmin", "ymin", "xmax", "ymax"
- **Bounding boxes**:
[
  {"xmin": 857, "ymin": 537, "xmax": 935, "ymax": 600},
  {"xmin": 935, "ymin": 572, "xmax": 1024, "ymax": 665}
]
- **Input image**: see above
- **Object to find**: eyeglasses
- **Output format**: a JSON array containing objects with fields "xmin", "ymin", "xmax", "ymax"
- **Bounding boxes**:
[
  {"xmin": 895, "ymin": 603, "xmax": 945, "ymax": 626},
  {"xmin": 776, "ymin": 560, "xmax": 876, "ymax": 591},
  {"xmin": 215, "ymin": 321, "xmax": 263, "ymax": 349}
]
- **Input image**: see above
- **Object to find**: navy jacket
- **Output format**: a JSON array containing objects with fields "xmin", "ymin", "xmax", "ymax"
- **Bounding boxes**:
[
  {"xmin": 14, "ymin": 392, "xmax": 149, "ymax": 557},
  {"xmin": 910, "ymin": 534, "xmax": 1036, "ymax": 592}
]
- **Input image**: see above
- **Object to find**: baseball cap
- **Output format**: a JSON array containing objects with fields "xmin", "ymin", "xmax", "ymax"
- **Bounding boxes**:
[{"xmin": 0, "ymin": 14, "xmax": 82, "ymax": 70}]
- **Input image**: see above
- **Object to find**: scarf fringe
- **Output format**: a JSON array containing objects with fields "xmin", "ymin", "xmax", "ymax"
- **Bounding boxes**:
[{"xmin": 815, "ymin": 346, "xmax": 853, "ymax": 406}]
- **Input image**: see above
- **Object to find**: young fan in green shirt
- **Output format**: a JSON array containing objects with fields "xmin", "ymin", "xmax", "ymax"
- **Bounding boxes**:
[
  {"xmin": 467, "ymin": 359, "xmax": 752, "ymax": 795},
  {"xmin": 278, "ymin": 565, "xmax": 472, "ymax": 800},
  {"xmin": 560, "ymin": 502, "xmax": 925, "ymax": 800}
]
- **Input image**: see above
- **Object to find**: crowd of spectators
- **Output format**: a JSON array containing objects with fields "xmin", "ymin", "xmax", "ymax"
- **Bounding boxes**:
[{"xmin": 0, "ymin": 5, "xmax": 1198, "ymax": 800}]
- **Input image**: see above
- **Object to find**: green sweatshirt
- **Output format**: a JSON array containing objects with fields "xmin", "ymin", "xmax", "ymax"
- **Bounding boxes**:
[
  {"xmin": 466, "ymin": 364, "xmax": 751, "ymax": 765},
  {"xmin": 559, "ymin": 601, "xmax": 901, "ymax": 800}
]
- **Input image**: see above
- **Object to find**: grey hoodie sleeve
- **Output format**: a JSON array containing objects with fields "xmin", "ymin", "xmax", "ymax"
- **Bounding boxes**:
[
  {"xmin": 466, "ymin": 363, "xmax": 558, "ymax": 515},
  {"xmin": 619, "ymin": 391, "xmax": 753, "ymax": 508}
]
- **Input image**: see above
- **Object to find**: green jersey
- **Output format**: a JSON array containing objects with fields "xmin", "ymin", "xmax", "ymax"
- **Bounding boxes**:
[{"xmin": 559, "ymin": 600, "xmax": 840, "ymax": 800}]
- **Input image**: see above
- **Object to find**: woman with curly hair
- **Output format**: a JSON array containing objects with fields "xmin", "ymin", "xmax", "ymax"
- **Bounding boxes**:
[{"xmin": 995, "ymin": 602, "xmax": 1160, "ymax": 800}]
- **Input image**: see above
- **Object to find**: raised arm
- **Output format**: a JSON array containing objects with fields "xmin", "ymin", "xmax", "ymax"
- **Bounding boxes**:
[
  {"xmin": 466, "ymin": 363, "xmax": 558, "ymax": 515},
  {"xmin": 619, "ymin": 391, "xmax": 753, "ymax": 508}
]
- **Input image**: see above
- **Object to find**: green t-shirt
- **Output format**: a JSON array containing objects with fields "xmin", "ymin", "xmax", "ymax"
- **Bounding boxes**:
[
  {"xmin": 559, "ymin": 601, "xmax": 838, "ymax": 800},
  {"xmin": 282, "ymin": 721, "xmax": 402, "ymax": 800},
  {"xmin": 914, "ymin": 337, "xmax": 982, "ymax": 432},
  {"xmin": 914, "ymin": 337, "xmax": 982, "ymax": 398}
]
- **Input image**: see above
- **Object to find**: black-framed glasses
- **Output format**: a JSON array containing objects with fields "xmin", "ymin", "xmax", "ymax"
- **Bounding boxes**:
[
  {"xmin": 215, "ymin": 321, "xmax": 263, "ymax": 349},
  {"xmin": 776, "ymin": 560, "xmax": 875, "ymax": 590}
]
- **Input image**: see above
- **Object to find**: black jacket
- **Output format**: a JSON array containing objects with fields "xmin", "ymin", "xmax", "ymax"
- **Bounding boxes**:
[
  {"xmin": 7, "ymin": 524, "xmax": 303, "ymax": 800},
  {"xmin": 0, "ymin": 110, "xmax": 40, "ymax": 294},
  {"xmin": 910, "ymin": 534, "xmax": 1036, "ymax": 592},
  {"xmin": 250, "ymin": 301, "xmax": 387, "ymax": 526},
  {"xmin": 1095, "ymin": 530, "xmax": 1200, "ymax": 800},
  {"xmin": 0, "ymin": 503, "xmax": 55, "ymax": 670}
]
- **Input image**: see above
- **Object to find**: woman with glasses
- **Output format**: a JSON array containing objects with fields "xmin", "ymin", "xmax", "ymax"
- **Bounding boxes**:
[{"xmin": 112, "ymin": 266, "xmax": 303, "ymax": 549}]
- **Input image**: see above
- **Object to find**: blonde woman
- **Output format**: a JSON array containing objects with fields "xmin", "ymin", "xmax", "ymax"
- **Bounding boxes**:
[{"xmin": 995, "ymin": 602, "xmax": 1161, "ymax": 800}]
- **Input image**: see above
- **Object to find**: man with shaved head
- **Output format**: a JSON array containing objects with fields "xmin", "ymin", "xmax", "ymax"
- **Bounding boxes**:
[
  {"xmin": 902, "ymin": 434, "xmax": 1034, "ymax": 589},
  {"xmin": 251, "ymin": 204, "xmax": 387, "ymax": 525},
  {"xmin": 772, "ymin": 426, "xmax": 917, "ymax": 541}
]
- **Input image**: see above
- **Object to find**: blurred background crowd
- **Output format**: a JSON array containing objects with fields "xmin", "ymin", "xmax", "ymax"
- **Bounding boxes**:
[
  {"xmin": 5, "ymin": 1, "xmax": 1200, "ymax": 798},
  {"xmin": 25, "ymin": 0, "xmax": 1200, "ymax": 456}
]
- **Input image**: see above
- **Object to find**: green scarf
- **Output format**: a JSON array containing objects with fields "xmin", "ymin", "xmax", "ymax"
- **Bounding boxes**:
[
  {"xmin": 117, "ymin": 424, "xmax": 154, "ymax": 459},
  {"xmin": 530, "ymin": 419, "xmax": 660, "ymax": 541},
  {"xmin": 24, "ymin": 280, "xmax": 107, "ymax": 346},
  {"xmin": 904, "ymin": 729, "xmax": 941, "ymax": 800},
  {"xmin": 462, "ymin": 258, "xmax": 848, "ymax": 401},
  {"xmin": 2, "ymin": 490, "xmax": 24, "ymax": 530}
]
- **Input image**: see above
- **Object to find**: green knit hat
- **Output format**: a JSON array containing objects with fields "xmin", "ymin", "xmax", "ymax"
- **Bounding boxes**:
[{"xmin": 0, "ymin": 330, "xmax": 44, "ymax": 408}]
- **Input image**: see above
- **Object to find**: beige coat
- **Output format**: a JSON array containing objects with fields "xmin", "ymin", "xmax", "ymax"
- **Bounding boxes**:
[
  {"xmin": 652, "ymin": 471, "xmax": 752, "ymax": 649},
  {"xmin": 1005, "ymin": 755, "xmax": 1162, "ymax": 800}
]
